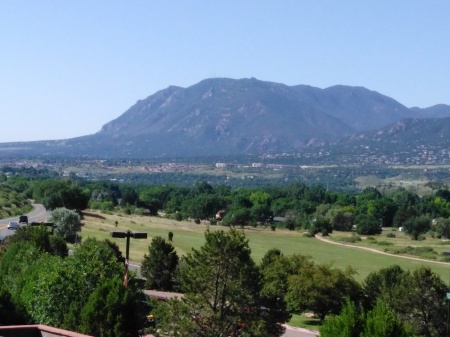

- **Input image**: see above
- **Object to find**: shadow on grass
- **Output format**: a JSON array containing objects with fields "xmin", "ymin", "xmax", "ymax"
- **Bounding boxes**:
[
  {"xmin": 83, "ymin": 211, "xmax": 106, "ymax": 220},
  {"xmin": 288, "ymin": 314, "xmax": 321, "ymax": 330},
  {"xmin": 302, "ymin": 319, "xmax": 321, "ymax": 327}
]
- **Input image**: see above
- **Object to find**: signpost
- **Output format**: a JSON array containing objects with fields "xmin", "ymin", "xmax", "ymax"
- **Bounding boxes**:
[{"xmin": 110, "ymin": 230, "xmax": 147, "ymax": 287}]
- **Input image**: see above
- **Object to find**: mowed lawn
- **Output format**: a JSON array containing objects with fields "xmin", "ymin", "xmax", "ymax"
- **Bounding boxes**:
[{"xmin": 80, "ymin": 210, "xmax": 450, "ymax": 283}]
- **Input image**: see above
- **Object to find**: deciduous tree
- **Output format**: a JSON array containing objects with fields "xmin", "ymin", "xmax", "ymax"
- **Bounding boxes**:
[
  {"xmin": 286, "ymin": 264, "xmax": 361, "ymax": 322},
  {"xmin": 363, "ymin": 265, "xmax": 447, "ymax": 337},
  {"xmin": 7, "ymin": 225, "xmax": 68, "ymax": 257},
  {"xmin": 49, "ymin": 207, "xmax": 81, "ymax": 243},
  {"xmin": 402, "ymin": 215, "xmax": 432, "ymax": 240},
  {"xmin": 32, "ymin": 180, "xmax": 89, "ymax": 211}
]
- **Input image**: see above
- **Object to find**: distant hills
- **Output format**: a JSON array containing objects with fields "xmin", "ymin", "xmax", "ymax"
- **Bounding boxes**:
[
  {"xmin": 343, "ymin": 117, "xmax": 450, "ymax": 147},
  {"xmin": 1, "ymin": 77, "xmax": 450, "ymax": 159}
]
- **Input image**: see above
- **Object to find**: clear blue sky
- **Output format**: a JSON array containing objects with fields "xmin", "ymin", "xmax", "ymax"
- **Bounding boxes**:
[{"xmin": 1, "ymin": 1, "xmax": 449, "ymax": 142}]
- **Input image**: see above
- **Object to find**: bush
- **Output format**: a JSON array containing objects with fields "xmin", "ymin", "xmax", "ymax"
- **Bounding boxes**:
[
  {"xmin": 386, "ymin": 232, "xmax": 396, "ymax": 238},
  {"xmin": 442, "ymin": 252, "xmax": 450, "ymax": 262},
  {"xmin": 376, "ymin": 241, "xmax": 393, "ymax": 246},
  {"xmin": 390, "ymin": 246, "xmax": 437, "ymax": 259},
  {"xmin": 346, "ymin": 234, "xmax": 361, "ymax": 243}
]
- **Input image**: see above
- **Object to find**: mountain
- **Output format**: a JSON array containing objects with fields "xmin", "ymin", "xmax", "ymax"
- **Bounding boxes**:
[
  {"xmin": 328, "ymin": 117, "xmax": 450, "ymax": 166},
  {"xmin": 340, "ymin": 117, "xmax": 450, "ymax": 148},
  {"xmin": 1, "ymin": 77, "xmax": 450, "ymax": 159},
  {"xmin": 410, "ymin": 104, "xmax": 450, "ymax": 118}
]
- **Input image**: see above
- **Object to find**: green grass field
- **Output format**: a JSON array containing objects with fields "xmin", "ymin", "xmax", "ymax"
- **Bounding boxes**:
[{"xmin": 80, "ymin": 210, "xmax": 450, "ymax": 283}]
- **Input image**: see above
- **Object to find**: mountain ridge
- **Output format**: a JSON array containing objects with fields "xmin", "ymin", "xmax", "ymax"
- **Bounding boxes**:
[{"xmin": 1, "ymin": 77, "xmax": 449, "ymax": 159}]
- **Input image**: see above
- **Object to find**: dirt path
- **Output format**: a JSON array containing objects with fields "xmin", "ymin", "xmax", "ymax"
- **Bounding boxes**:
[{"xmin": 314, "ymin": 234, "xmax": 450, "ymax": 266}]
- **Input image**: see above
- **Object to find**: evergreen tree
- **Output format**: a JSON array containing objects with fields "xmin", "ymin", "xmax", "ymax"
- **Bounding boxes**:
[
  {"xmin": 141, "ymin": 236, "xmax": 179, "ymax": 291},
  {"xmin": 80, "ymin": 276, "xmax": 146, "ymax": 337},
  {"xmin": 319, "ymin": 299, "xmax": 362, "ymax": 337},
  {"xmin": 158, "ymin": 230, "xmax": 286, "ymax": 337},
  {"xmin": 361, "ymin": 300, "xmax": 415, "ymax": 337}
]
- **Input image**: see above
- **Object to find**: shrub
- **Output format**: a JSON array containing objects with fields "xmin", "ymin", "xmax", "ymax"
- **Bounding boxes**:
[
  {"xmin": 386, "ymin": 232, "xmax": 396, "ymax": 238},
  {"xmin": 376, "ymin": 241, "xmax": 393, "ymax": 246},
  {"xmin": 442, "ymin": 253, "xmax": 450, "ymax": 262},
  {"xmin": 346, "ymin": 234, "xmax": 361, "ymax": 243},
  {"xmin": 390, "ymin": 246, "xmax": 437, "ymax": 259}
]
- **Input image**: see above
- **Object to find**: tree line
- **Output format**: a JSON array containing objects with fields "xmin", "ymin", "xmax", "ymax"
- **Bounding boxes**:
[
  {"xmin": 19, "ymin": 177, "xmax": 449, "ymax": 241},
  {"xmin": 4, "ymin": 173, "xmax": 450, "ymax": 241}
]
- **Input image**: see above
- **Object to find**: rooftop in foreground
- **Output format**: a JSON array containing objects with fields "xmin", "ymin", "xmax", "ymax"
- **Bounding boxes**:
[{"xmin": 0, "ymin": 325, "xmax": 93, "ymax": 337}]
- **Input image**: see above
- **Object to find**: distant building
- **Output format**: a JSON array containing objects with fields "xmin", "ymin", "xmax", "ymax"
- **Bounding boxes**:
[{"xmin": 215, "ymin": 163, "xmax": 228, "ymax": 168}]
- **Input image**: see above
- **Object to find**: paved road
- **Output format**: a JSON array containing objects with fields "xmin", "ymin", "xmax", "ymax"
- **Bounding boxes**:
[
  {"xmin": 143, "ymin": 326, "xmax": 318, "ymax": 337},
  {"xmin": 282, "ymin": 326, "xmax": 319, "ymax": 337},
  {"xmin": 0, "ymin": 204, "xmax": 49, "ymax": 239}
]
